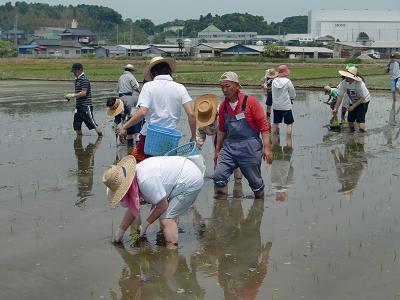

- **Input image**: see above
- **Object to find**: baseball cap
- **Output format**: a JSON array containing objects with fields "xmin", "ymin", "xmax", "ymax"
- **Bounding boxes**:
[
  {"xmin": 71, "ymin": 63, "xmax": 83, "ymax": 72},
  {"xmin": 219, "ymin": 71, "xmax": 240, "ymax": 84}
]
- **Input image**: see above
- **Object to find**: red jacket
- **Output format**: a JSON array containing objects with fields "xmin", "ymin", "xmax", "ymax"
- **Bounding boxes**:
[{"xmin": 218, "ymin": 92, "xmax": 270, "ymax": 133}]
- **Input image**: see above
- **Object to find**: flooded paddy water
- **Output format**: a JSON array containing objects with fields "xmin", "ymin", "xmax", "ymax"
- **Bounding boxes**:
[{"xmin": 1, "ymin": 80, "xmax": 400, "ymax": 300}]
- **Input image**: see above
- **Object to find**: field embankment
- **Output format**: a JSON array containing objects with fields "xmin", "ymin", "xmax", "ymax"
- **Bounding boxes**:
[{"xmin": 0, "ymin": 57, "xmax": 390, "ymax": 90}]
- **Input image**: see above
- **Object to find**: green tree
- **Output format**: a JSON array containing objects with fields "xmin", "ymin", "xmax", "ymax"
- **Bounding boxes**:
[
  {"xmin": 134, "ymin": 18, "xmax": 155, "ymax": 35},
  {"xmin": 0, "ymin": 40, "xmax": 17, "ymax": 57},
  {"xmin": 357, "ymin": 32, "xmax": 369, "ymax": 41},
  {"xmin": 263, "ymin": 44, "xmax": 288, "ymax": 57},
  {"xmin": 152, "ymin": 32, "xmax": 166, "ymax": 44}
]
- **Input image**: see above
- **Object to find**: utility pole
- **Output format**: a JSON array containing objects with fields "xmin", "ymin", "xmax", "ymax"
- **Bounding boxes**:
[
  {"xmin": 14, "ymin": 14, "xmax": 18, "ymax": 46},
  {"xmin": 129, "ymin": 24, "xmax": 132, "ymax": 56},
  {"xmin": 116, "ymin": 24, "xmax": 119, "ymax": 45},
  {"xmin": 278, "ymin": 25, "xmax": 281, "ymax": 42}
]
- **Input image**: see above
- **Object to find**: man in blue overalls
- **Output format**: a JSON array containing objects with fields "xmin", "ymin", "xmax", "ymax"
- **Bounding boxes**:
[{"xmin": 214, "ymin": 72, "xmax": 273, "ymax": 199}]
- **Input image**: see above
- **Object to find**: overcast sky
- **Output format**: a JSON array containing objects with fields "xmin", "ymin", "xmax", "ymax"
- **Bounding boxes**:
[{"xmin": 1, "ymin": 0, "xmax": 399, "ymax": 24}]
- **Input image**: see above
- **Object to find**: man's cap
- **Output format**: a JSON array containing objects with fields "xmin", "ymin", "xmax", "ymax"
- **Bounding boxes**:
[
  {"xmin": 219, "ymin": 71, "xmax": 240, "ymax": 84},
  {"xmin": 71, "ymin": 63, "xmax": 83, "ymax": 71}
]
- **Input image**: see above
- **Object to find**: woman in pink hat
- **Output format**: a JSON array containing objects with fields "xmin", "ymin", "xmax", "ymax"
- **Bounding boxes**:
[{"xmin": 271, "ymin": 65, "xmax": 296, "ymax": 135}]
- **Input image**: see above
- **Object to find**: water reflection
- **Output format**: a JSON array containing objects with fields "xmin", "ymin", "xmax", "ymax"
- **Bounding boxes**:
[
  {"xmin": 111, "ymin": 246, "xmax": 203, "ymax": 300},
  {"xmin": 270, "ymin": 134, "xmax": 294, "ymax": 202},
  {"xmin": 191, "ymin": 197, "xmax": 271, "ymax": 299},
  {"xmin": 331, "ymin": 134, "xmax": 367, "ymax": 199},
  {"xmin": 388, "ymin": 100, "xmax": 400, "ymax": 126},
  {"xmin": 73, "ymin": 136, "xmax": 101, "ymax": 207}
]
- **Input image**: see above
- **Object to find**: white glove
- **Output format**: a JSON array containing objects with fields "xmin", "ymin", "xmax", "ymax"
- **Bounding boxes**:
[
  {"xmin": 65, "ymin": 93, "xmax": 75, "ymax": 101},
  {"xmin": 139, "ymin": 221, "xmax": 150, "ymax": 237}
]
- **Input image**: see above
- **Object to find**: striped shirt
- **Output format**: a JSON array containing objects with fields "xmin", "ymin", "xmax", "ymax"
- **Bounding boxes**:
[{"xmin": 74, "ymin": 73, "xmax": 92, "ymax": 107}]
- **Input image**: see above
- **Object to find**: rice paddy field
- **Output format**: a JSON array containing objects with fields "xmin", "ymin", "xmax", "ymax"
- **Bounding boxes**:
[
  {"xmin": 0, "ymin": 57, "xmax": 391, "ymax": 90},
  {"xmin": 0, "ymin": 78, "xmax": 400, "ymax": 300}
]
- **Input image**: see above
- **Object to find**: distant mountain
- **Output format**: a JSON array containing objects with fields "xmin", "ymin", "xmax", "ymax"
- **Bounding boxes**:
[
  {"xmin": 0, "ymin": 2, "xmax": 307, "ymax": 42},
  {"xmin": 163, "ymin": 13, "xmax": 308, "ymax": 37}
]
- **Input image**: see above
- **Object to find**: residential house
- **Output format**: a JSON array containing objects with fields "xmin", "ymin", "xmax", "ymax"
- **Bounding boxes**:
[
  {"xmin": 221, "ymin": 44, "xmax": 262, "ymax": 56},
  {"xmin": 193, "ymin": 42, "xmax": 236, "ymax": 57},
  {"xmin": 60, "ymin": 28, "xmax": 95, "ymax": 47},
  {"xmin": 334, "ymin": 41, "xmax": 400, "ymax": 59},
  {"xmin": 114, "ymin": 45, "xmax": 150, "ymax": 56},
  {"xmin": 18, "ymin": 39, "xmax": 84, "ymax": 58},
  {"xmin": 18, "ymin": 39, "xmax": 61, "ymax": 57},
  {"xmin": 33, "ymin": 27, "xmax": 64, "ymax": 40},
  {"xmin": 1, "ymin": 29, "xmax": 26, "ymax": 44},
  {"xmin": 220, "ymin": 44, "xmax": 333, "ymax": 59},
  {"xmin": 146, "ymin": 44, "xmax": 187, "ymax": 56}
]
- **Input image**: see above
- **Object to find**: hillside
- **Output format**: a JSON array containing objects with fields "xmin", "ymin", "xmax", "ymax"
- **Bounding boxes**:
[{"xmin": 0, "ymin": 2, "xmax": 307, "ymax": 42}]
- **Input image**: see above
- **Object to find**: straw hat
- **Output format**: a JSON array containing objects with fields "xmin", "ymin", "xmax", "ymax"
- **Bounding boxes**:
[
  {"xmin": 265, "ymin": 68, "xmax": 278, "ymax": 78},
  {"xmin": 277, "ymin": 64, "xmax": 289, "ymax": 77},
  {"xmin": 102, "ymin": 155, "xmax": 137, "ymax": 207},
  {"xmin": 195, "ymin": 94, "xmax": 220, "ymax": 128},
  {"xmin": 106, "ymin": 98, "xmax": 124, "ymax": 117},
  {"xmin": 143, "ymin": 56, "xmax": 176, "ymax": 82},
  {"xmin": 124, "ymin": 63, "xmax": 135, "ymax": 71},
  {"xmin": 338, "ymin": 66, "xmax": 362, "ymax": 82}
]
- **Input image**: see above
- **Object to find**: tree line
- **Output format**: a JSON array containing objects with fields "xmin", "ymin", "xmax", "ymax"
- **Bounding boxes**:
[{"xmin": 0, "ymin": 2, "xmax": 307, "ymax": 44}]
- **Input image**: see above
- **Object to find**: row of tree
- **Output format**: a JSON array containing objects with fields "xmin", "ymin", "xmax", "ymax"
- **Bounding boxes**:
[{"xmin": 0, "ymin": 2, "xmax": 307, "ymax": 44}]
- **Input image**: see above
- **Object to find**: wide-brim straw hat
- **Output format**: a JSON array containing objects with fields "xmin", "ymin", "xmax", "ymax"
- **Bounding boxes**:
[
  {"xmin": 195, "ymin": 94, "xmax": 220, "ymax": 128},
  {"xmin": 143, "ymin": 56, "xmax": 176, "ymax": 82},
  {"xmin": 102, "ymin": 155, "xmax": 137, "ymax": 207},
  {"xmin": 338, "ymin": 66, "xmax": 362, "ymax": 82},
  {"xmin": 266, "ymin": 68, "xmax": 278, "ymax": 78},
  {"xmin": 106, "ymin": 98, "xmax": 124, "ymax": 117},
  {"xmin": 124, "ymin": 63, "xmax": 135, "ymax": 71}
]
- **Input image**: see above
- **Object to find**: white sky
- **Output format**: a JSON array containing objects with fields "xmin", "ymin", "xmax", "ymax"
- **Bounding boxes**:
[{"xmin": 1, "ymin": 0, "xmax": 399, "ymax": 25}]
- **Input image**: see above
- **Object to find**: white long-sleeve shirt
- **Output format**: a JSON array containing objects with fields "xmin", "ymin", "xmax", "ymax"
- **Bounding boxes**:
[{"xmin": 272, "ymin": 77, "xmax": 296, "ymax": 111}]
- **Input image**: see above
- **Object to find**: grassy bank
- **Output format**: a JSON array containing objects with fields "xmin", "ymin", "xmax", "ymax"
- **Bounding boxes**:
[{"xmin": 0, "ymin": 57, "xmax": 390, "ymax": 90}]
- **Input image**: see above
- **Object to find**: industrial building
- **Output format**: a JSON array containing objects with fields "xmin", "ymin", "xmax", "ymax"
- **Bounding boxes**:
[
  {"xmin": 308, "ymin": 9, "xmax": 400, "ymax": 42},
  {"xmin": 198, "ymin": 24, "xmax": 257, "ymax": 44}
]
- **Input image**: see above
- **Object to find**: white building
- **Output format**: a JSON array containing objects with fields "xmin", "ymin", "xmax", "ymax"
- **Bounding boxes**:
[
  {"xmin": 198, "ymin": 24, "xmax": 256, "ymax": 44},
  {"xmin": 163, "ymin": 25, "xmax": 184, "ymax": 33},
  {"xmin": 308, "ymin": 9, "xmax": 400, "ymax": 42}
]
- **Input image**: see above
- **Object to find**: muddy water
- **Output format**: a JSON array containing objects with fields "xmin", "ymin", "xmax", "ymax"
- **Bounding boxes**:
[{"xmin": 1, "ymin": 80, "xmax": 400, "ymax": 300}]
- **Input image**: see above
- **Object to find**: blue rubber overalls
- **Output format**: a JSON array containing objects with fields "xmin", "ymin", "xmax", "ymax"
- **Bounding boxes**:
[{"xmin": 214, "ymin": 95, "xmax": 264, "ymax": 192}]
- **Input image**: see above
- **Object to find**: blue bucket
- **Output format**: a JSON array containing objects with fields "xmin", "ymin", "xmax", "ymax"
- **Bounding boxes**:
[
  {"xmin": 144, "ymin": 124, "xmax": 182, "ymax": 156},
  {"xmin": 164, "ymin": 141, "xmax": 199, "ymax": 157}
]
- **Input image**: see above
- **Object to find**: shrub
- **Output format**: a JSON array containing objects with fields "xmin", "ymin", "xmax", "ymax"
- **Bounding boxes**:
[
  {"xmin": 344, "ymin": 57, "xmax": 362, "ymax": 65},
  {"xmin": 0, "ymin": 41, "xmax": 17, "ymax": 57}
]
